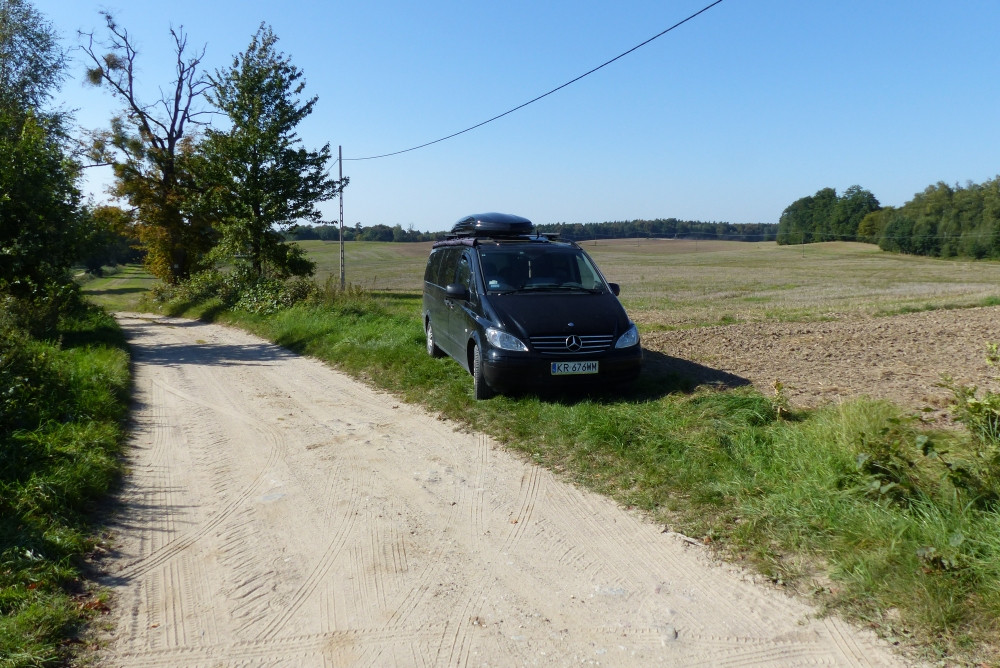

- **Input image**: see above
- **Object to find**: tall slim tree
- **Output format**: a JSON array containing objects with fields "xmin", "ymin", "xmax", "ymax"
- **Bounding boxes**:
[
  {"xmin": 0, "ymin": 0, "xmax": 65, "ymax": 112},
  {"xmin": 81, "ymin": 13, "xmax": 214, "ymax": 283},
  {"xmin": 200, "ymin": 24, "xmax": 346, "ymax": 279},
  {"xmin": 0, "ymin": 0, "xmax": 84, "ymax": 310}
]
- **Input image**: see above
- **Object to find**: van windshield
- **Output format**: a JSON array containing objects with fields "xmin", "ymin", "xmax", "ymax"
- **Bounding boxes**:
[{"xmin": 477, "ymin": 246, "xmax": 607, "ymax": 293}]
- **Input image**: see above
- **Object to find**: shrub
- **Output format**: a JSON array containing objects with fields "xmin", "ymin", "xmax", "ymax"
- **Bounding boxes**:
[
  {"xmin": 0, "ymin": 300, "xmax": 129, "ymax": 666},
  {"xmin": 149, "ymin": 268, "xmax": 318, "ymax": 315},
  {"xmin": 939, "ymin": 344, "xmax": 1000, "ymax": 507},
  {"xmin": 232, "ymin": 275, "xmax": 317, "ymax": 315},
  {"xmin": 1, "ymin": 279, "xmax": 82, "ymax": 340}
]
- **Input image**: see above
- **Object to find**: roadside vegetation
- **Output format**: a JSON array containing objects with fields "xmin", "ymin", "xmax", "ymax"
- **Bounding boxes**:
[
  {"xmin": 0, "ymin": 299, "xmax": 130, "ymax": 667},
  {"xmin": 89, "ymin": 239, "xmax": 1000, "ymax": 666},
  {"xmin": 1, "ymin": 2, "xmax": 134, "ymax": 663}
]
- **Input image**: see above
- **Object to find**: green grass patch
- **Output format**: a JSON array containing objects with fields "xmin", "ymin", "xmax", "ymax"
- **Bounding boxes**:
[
  {"xmin": 1, "ymin": 304, "xmax": 130, "ymax": 667},
  {"xmin": 77, "ymin": 264, "xmax": 158, "ymax": 312}
]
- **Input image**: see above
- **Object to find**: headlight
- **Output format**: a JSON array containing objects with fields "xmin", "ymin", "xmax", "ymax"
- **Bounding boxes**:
[
  {"xmin": 615, "ymin": 323, "xmax": 640, "ymax": 349},
  {"xmin": 486, "ymin": 327, "xmax": 528, "ymax": 352}
]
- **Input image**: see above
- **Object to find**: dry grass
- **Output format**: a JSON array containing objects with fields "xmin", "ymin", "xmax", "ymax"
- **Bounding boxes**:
[
  {"xmin": 298, "ymin": 240, "xmax": 433, "ymax": 292},
  {"xmin": 301, "ymin": 239, "xmax": 1000, "ymax": 331},
  {"xmin": 583, "ymin": 239, "xmax": 1000, "ymax": 330}
]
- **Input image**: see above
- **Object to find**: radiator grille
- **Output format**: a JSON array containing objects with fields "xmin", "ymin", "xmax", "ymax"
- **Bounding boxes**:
[{"xmin": 529, "ymin": 334, "xmax": 614, "ymax": 356}]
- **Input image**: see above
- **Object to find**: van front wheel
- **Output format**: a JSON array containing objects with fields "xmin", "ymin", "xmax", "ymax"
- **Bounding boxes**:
[{"xmin": 472, "ymin": 345, "xmax": 494, "ymax": 400}]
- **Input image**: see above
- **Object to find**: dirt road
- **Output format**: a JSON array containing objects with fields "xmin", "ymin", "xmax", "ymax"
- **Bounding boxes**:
[{"xmin": 95, "ymin": 313, "xmax": 907, "ymax": 667}]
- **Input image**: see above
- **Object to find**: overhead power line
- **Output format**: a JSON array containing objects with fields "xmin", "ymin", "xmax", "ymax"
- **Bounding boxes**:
[{"xmin": 343, "ymin": 0, "xmax": 726, "ymax": 162}]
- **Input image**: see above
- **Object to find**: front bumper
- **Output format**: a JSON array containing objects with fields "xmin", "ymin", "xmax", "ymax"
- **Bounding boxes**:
[{"xmin": 482, "ymin": 345, "xmax": 643, "ymax": 393}]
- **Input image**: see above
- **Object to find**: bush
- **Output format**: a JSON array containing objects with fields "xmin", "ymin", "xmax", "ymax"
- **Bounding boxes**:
[
  {"xmin": 1, "ymin": 279, "xmax": 82, "ymax": 340},
  {"xmin": 150, "ymin": 268, "xmax": 319, "ymax": 315},
  {"xmin": 233, "ymin": 275, "xmax": 316, "ymax": 315},
  {"xmin": 939, "ymin": 344, "xmax": 1000, "ymax": 508}
]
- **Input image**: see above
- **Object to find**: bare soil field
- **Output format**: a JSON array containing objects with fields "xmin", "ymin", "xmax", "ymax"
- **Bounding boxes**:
[
  {"xmin": 643, "ymin": 305, "xmax": 1000, "ymax": 419},
  {"xmin": 93, "ymin": 313, "xmax": 908, "ymax": 667}
]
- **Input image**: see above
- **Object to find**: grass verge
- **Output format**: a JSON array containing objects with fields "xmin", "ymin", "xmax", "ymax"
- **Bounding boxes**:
[
  {"xmin": 1, "ymin": 303, "xmax": 130, "ymax": 667},
  {"xmin": 163, "ymin": 287, "xmax": 1000, "ymax": 665}
]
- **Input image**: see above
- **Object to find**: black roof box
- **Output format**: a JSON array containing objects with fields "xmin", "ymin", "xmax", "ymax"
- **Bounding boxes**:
[{"xmin": 449, "ymin": 212, "xmax": 533, "ymax": 238}]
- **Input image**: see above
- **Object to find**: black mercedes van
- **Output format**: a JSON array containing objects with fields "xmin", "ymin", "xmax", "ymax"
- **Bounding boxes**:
[{"xmin": 422, "ymin": 213, "xmax": 642, "ymax": 399}]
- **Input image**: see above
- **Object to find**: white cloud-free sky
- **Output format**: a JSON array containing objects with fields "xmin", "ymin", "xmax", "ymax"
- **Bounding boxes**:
[{"xmin": 35, "ymin": 0, "xmax": 1000, "ymax": 232}]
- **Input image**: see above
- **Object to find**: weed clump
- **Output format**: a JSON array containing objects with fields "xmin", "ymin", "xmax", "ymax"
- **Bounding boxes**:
[{"xmin": 938, "ymin": 343, "xmax": 1000, "ymax": 506}]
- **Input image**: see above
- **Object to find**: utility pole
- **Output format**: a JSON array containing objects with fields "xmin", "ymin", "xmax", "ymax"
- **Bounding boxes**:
[{"xmin": 339, "ymin": 145, "xmax": 345, "ymax": 290}]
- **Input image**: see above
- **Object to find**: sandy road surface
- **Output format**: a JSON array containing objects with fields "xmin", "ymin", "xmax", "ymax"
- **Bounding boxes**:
[{"xmin": 95, "ymin": 313, "xmax": 908, "ymax": 667}]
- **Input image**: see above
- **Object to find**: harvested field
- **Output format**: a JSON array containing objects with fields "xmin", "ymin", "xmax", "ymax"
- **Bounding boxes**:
[{"xmin": 643, "ymin": 305, "xmax": 1000, "ymax": 418}]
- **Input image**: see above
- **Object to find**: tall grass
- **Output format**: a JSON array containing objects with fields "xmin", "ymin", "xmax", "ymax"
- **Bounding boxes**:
[{"xmin": 0, "ymin": 303, "xmax": 130, "ymax": 667}]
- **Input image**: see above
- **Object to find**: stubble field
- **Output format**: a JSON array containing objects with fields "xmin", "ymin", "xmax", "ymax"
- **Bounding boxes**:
[{"xmin": 301, "ymin": 238, "xmax": 1000, "ymax": 416}]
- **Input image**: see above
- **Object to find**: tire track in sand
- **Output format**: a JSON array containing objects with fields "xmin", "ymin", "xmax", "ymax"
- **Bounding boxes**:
[{"xmin": 113, "ymin": 377, "xmax": 283, "ymax": 582}]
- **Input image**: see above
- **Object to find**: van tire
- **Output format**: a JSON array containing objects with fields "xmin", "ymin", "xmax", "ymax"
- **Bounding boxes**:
[
  {"xmin": 425, "ymin": 320, "xmax": 443, "ymax": 357},
  {"xmin": 472, "ymin": 345, "xmax": 494, "ymax": 400}
]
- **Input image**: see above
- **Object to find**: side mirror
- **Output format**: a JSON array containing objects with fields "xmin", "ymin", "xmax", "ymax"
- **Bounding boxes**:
[
  {"xmin": 608, "ymin": 282, "xmax": 620, "ymax": 296},
  {"xmin": 446, "ymin": 283, "xmax": 469, "ymax": 300}
]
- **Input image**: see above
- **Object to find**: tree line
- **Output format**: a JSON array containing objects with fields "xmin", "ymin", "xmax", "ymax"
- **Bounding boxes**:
[
  {"xmin": 776, "ymin": 185, "xmax": 881, "ymax": 245},
  {"xmin": 863, "ymin": 178, "xmax": 1000, "ymax": 259},
  {"xmin": 777, "ymin": 180, "xmax": 1000, "ymax": 260},
  {"xmin": 286, "ymin": 219, "xmax": 778, "ymax": 243},
  {"xmin": 535, "ymin": 219, "xmax": 777, "ymax": 242},
  {"xmin": 289, "ymin": 223, "xmax": 439, "ymax": 242}
]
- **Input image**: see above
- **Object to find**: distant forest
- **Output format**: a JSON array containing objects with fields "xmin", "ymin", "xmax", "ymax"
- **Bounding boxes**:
[
  {"xmin": 291, "ymin": 175, "xmax": 1000, "ymax": 261},
  {"xmin": 866, "ymin": 178, "xmax": 1000, "ymax": 259},
  {"xmin": 776, "ymin": 185, "xmax": 881, "ymax": 245},
  {"xmin": 534, "ymin": 219, "xmax": 776, "ymax": 242},
  {"xmin": 778, "ymin": 177, "xmax": 1000, "ymax": 259},
  {"xmin": 287, "ymin": 218, "xmax": 778, "ymax": 243}
]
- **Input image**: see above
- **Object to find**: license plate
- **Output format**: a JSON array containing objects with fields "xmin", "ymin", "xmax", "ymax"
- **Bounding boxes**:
[{"xmin": 551, "ymin": 361, "xmax": 599, "ymax": 375}]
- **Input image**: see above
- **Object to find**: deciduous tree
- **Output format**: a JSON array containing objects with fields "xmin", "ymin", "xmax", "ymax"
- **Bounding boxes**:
[
  {"xmin": 199, "ymin": 24, "xmax": 345, "ymax": 279},
  {"xmin": 81, "ymin": 13, "xmax": 215, "ymax": 283},
  {"xmin": 0, "ymin": 0, "xmax": 84, "ymax": 308},
  {"xmin": 0, "ymin": 0, "xmax": 65, "ymax": 112},
  {"xmin": 830, "ymin": 185, "xmax": 880, "ymax": 241}
]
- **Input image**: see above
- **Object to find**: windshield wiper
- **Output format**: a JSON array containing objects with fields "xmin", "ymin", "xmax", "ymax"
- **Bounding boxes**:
[{"xmin": 519, "ymin": 285, "xmax": 601, "ymax": 294}]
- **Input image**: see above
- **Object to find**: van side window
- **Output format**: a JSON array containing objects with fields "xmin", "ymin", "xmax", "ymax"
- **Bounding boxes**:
[
  {"xmin": 438, "ymin": 249, "xmax": 460, "ymax": 287},
  {"xmin": 425, "ymin": 250, "xmax": 443, "ymax": 283},
  {"xmin": 456, "ymin": 254, "xmax": 474, "ymax": 295}
]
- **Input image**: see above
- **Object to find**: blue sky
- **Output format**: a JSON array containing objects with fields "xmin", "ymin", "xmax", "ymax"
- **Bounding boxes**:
[{"xmin": 36, "ymin": 0, "xmax": 1000, "ymax": 232}]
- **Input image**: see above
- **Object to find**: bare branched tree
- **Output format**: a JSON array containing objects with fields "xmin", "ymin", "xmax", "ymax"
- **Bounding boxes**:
[{"xmin": 80, "ymin": 12, "xmax": 215, "ymax": 283}]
